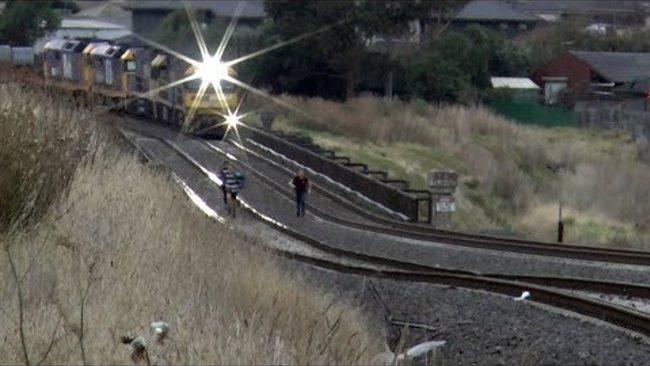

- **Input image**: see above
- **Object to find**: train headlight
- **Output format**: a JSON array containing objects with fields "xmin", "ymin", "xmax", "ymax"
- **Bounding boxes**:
[
  {"xmin": 224, "ymin": 112, "xmax": 241, "ymax": 129},
  {"xmin": 196, "ymin": 56, "xmax": 229, "ymax": 86}
]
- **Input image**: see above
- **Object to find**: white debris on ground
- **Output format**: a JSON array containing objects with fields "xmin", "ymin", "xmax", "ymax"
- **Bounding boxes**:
[
  {"xmin": 399, "ymin": 340, "xmax": 447, "ymax": 360},
  {"xmin": 372, "ymin": 341, "xmax": 446, "ymax": 365},
  {"xmin": 149, "ymin": 321, "xmax": 170, "ymax": 343},
  {"xmin": 515, "ymin": 291, "xmax": 531, "ymax": 301}
]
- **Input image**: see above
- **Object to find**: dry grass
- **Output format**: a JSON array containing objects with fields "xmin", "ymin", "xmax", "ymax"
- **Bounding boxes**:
[
  {"xmin": 0, "ymin": 84, "xmax": 92, "ymax": 231},
  {"xmin": 260, "ymin": 94, "xmax": 650, "ymax": 248},
  {"xmin": 0, "ymin": 85, "xmax": 385, "ymax": 364},
  {"xmin": 261, "ymin": 95, "xmax": 550, "ymax": 215}
]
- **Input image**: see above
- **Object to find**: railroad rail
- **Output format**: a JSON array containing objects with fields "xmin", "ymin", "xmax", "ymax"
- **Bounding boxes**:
[
  {"xmin": 119, "ymin": 122, "xmax": 650, "ymax": 337},
  {"xmin": 226, "ymin": 125, "xmax": 650, "ymax": 266},
  {"xmin": 168, "ymin": 133, "xmax": 650, "ymax": 296}
]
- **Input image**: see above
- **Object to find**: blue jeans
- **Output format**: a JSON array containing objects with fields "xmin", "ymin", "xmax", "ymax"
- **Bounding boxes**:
[{"xmin": 296, "ymin": 192, "xmax": 306, "ymax": 217}]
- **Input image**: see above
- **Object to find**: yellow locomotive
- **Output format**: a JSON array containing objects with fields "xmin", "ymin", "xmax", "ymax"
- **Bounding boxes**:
[{"xmin": 42, "ymin": 38, "xmax": 237, "ymax": 136}]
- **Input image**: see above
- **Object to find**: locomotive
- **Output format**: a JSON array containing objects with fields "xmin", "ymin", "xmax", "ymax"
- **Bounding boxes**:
[{"xmin": 41, "ymin": 38, "xmax": 237, "ymax": 135}]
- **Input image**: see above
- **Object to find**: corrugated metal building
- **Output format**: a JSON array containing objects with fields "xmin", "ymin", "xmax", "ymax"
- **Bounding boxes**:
[
  {"xmin": 34, "ymin": 18, "xmax": 131, "ymax": 54},
  {"xmin": 452, "ymin": 0, "xmax": 541, "ymax": 37},
  {"xmin": 532, "ymin": 51, "xmax": 650, "ymax": 104},
  {"xmin": 116, "ymin": 0, "xmax": 266, "ymax": 39}
]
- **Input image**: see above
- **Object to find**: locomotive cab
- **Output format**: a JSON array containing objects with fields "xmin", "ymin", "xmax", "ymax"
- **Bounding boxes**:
[
  {"xmin": 182, "ymin": 64, "xmax": 238, "ymax": 135},
  {"xmin": 43, "ymin": 39, "xmax": 87, "ymax": 91},
  {"xmin": 120, "ymin": 47, "xmax": 152, "ymax": 93}
]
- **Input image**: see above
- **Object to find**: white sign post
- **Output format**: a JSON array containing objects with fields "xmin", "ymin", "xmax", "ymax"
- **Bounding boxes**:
[
  {"xmin": 436, "ymin": 196, "xmax": 456, "ymax": 213},
  {"xmin": 428, "ymin": 170, "xmax": 458, "ymax": 227}
]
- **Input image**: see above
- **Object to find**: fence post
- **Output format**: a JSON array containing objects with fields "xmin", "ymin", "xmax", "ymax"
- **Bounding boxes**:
[{"xmin": 557, "ymin": 202, "xmax": 564, "ymax": 243}]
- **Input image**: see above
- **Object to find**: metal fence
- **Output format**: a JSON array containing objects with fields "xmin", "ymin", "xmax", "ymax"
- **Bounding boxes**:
[
  {"xmin": 575, "ymin": 101, "xmax": 650, "ymax": 140},
  {"xmin": 0, "ymin": 45, "xmax": 11, "ymax": 62},
  {"xmin": 0, "ymin": 45, "xmax": 35, "ymax": 65},
  {"xmin": 243, "ymin": 126, "xmax": 431, "ymax": 223}
]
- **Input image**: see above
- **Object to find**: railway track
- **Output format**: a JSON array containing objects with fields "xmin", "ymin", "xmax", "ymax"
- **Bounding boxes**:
[
  {"xmin": 118, "ymin": 122, "xmax": 650, "ymax": 338},
  {"xmin": 222, "ymin": 125, "xmax": 650, "ymax": 267}
]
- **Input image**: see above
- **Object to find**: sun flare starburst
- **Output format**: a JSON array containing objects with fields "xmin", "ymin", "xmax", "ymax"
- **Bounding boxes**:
[
  {"xmin": 127, "ymin": 1, "xmax": 343, "ymax": 139},
  {"xmin": 195, "ymin": 56, "xmax": 230, "ymax": 87}
]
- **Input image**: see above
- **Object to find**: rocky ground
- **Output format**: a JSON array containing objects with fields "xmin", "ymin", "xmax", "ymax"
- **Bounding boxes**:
[{"xmin": 289, "ymin": 261, "xmax": 650, "ymax": 365}]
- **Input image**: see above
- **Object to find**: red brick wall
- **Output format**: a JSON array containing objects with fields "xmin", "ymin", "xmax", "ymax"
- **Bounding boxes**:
[{"xmin": 531, "ymin": 52, "xmax": 595, "ymax": 94}]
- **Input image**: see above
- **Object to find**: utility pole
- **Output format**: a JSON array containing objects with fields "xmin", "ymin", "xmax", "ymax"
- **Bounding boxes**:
[
  {"xmin": 557, "ymin": 201, "xmax": 564, "ymax": 243},
  {"xmin": 385, "ymin": 39, "xmax": 396, "ymax": 100}
]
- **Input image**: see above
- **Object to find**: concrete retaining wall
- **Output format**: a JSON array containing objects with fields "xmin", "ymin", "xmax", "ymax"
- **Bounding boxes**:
[{"xmin": 243, "ymin": 126, "xmax": 423, "ymax": 221}]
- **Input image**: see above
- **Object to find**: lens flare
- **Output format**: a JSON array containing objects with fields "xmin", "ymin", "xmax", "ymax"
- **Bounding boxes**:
[
  {"xmin": 195, "ymin": 56, "xmax": 230, "ymax": 87},
  {"xmin": 224, "ymin": 112, "xmax": 241, "ymax": 129},
  {"xmin": 121, "ymin": 1, "xmax": 344, "ymax": 138}
]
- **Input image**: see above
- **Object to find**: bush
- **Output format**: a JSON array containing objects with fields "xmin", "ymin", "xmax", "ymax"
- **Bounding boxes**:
[{"xmin": 0, "ymin": 84, "xmax": 91, "ymax": 232}]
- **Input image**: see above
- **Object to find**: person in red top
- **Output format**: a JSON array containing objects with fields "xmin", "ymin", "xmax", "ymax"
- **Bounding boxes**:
[{"xmin": 291, "ymin": 169, "xmax": 310, "ymax": 217}]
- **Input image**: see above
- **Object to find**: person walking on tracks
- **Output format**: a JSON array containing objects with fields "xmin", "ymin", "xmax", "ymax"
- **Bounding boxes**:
[
  {"xmin": 291, "ymin": 169, "xmax": 310, "ymax": 217},
  {"xmin": 219, "ymin": 161, "xmax": 245, "ymax": 217},
  {"xmin": 219, "ymin": 160, "xmax": 230, "ymax": 206}
]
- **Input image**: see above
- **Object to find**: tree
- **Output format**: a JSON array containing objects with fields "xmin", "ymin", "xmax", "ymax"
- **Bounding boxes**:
[
  {"xmin": 258, "ymin": 0, "xmax": 434, "ymax": 100},
  {"xmin": 0, "ymin": 0, "xmax": 61, "ymax": 46},
  {"xmin": 258, "ymin": 0, "xmax": 361, "ymax": 99},
  {"xmin": 404, "ymin": 24, "xmax": 533, "ymax": 103},
  {"xmin": 354, "ymin": 1, "xmax": 434, "ymax": 98},
  {"xmin": 408, "ymin": 32, "xmax": 471, "ymax": 101}
]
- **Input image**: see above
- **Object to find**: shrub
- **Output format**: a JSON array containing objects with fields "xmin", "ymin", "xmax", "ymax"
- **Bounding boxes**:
[{"xmin": 0, "ymin": 84, "xmax": 91, "ymax": 232}]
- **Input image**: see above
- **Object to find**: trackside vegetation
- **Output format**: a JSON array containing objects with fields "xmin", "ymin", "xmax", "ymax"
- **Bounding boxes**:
[
  {"xmin": 256, "ymin": 95, "xmax": 650, "ymax": 250},
  {"xmin": 0, "ymin": 84, "xmax": 384, "ymax": 364}
]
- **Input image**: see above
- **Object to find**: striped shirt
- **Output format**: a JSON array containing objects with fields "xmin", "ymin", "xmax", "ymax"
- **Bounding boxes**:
[{"xmin": 221, "ymin": 169, "xmax": 242, "ymax": 193}]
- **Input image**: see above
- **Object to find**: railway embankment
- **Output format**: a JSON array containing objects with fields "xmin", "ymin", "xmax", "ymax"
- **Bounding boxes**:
[
  {"xmin": 123, "ymin": 118, "xmax": 650, "ymax": 284},
  {"xmin": 120, "ymin": 118, "xmax": 650, "ymax": 365}
]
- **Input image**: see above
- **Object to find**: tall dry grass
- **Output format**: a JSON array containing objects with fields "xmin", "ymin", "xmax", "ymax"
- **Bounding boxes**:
[
  {"xmin": 264, "ymin": 95, "xmax": 550, "ymax": 213},
  {"xmin": 0, "ymin": 84, "xmax": 92, "ymax": 231},
  {"xmin": 264, "ymin": 94, "xmax": 650, "ymax": 247},
  {"xmin": 560, "ymin": 162, "xmax": 650, "ymax": 230},
  {"xmin": 0, "ymin": 85, "xmax": 384, "ymax": 363}
]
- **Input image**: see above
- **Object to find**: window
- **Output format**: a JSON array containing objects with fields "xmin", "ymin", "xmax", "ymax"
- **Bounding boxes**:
[
  {"xmin": 126, "ymin": 60, "xmax": 136, "ymax": 72},
  {"xmin": 105, "ymin": 59, "xmax": 114, "ymax": 85},
  {"xmin": 544, "ymin": 81, "xmax": 567, "ymax": 105},
  {"xmin": 62, "ymin": 53, "xmax": 72, "ymax": 79},
  {"xmin": 500, "ymin": 22, "xmax": 508, "ymax": 29},
  {"xmin": 519, "ymin": 23, "xmax": 528, "ymax": 30}
]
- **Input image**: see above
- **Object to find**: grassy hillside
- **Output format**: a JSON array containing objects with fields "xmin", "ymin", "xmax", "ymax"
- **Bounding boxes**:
[
  {"xmin": 0, "ymin": 85, "xmax": 384, "ymax": 364},
  {"xmin": 252, "ymin": 95, "xmax": 650, "ymax": 249}
]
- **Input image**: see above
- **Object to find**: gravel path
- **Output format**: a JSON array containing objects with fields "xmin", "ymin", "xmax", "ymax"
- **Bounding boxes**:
[{"xmin": 121, "ymin": 125, "xmax": 650, "ymax": 365}]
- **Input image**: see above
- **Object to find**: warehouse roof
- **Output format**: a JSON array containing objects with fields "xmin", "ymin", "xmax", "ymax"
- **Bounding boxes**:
[
  {"xmin": 116, "ymin": 0, "xmax": 266, "ymax": 18},
  {"xmin": 61, "ymin": 18, "xmax": 126, "ymax": 30},
  {"xmin": 456, "ymin": 0, "xmax": 539, "ymax": 22},
  {"xmin": 71, "ymin": 2, "xmax": 132, "ymax": 28},
  {"xmin": 570, "ymin": 51, "xmax": 650, "ymax": 83},
  {"xmin": 491, "ymin": 77, "xmax": 540, "ymax": 89}
]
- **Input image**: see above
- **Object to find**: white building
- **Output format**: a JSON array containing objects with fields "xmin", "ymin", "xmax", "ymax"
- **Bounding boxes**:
[{"xmin": 34, "ymin": 18, "xmax": 131, "ymax": 53}]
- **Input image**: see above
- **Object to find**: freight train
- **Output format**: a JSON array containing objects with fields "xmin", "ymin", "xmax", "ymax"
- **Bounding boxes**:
[{"xmin": 37, "ymin": 38, "xmax": 237, "ymax": 135}]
